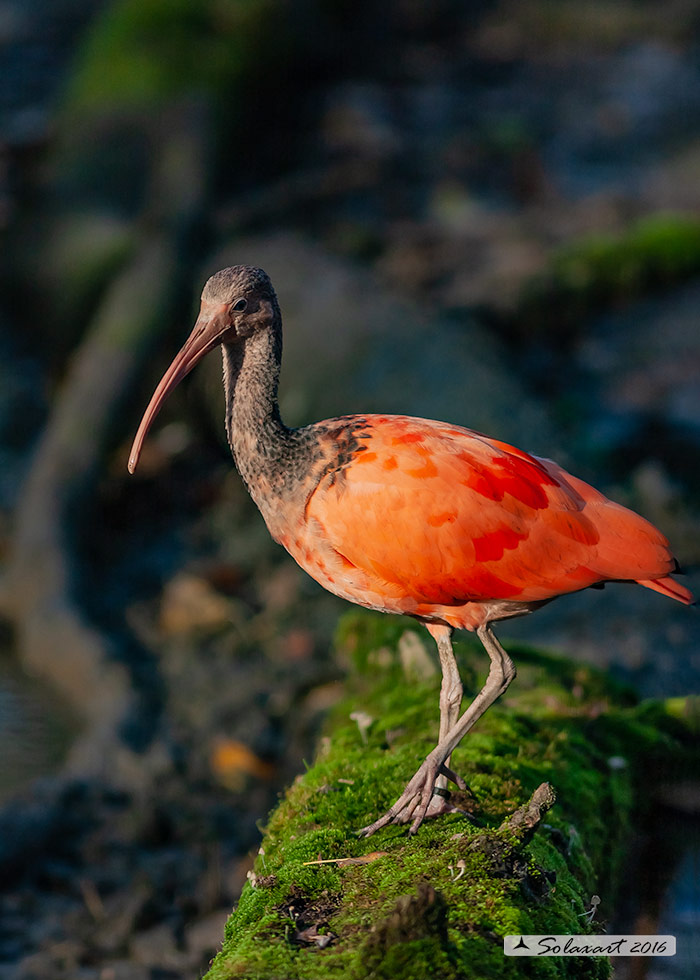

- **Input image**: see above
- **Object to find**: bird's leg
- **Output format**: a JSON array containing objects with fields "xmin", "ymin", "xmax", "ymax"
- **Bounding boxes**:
[
  {"xmin": 424, "ymin": 623, "xmax": 464, "ymax": 814},
  {"xmin": 358, "ymin": 624, "xmax": 516, "ymax": 837},
  {"xmin": 387, "ymin": 624, "xmax": 469, "ymax": 826},
  {"xmin": 429, "ymin": 623, "xmax": 463, "ymax": 747}
]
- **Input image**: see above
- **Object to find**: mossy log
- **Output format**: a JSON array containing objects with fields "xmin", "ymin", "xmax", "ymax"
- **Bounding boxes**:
[{"xmin": 205, "ymin": 610, "xmax": 698, "ymax": 980}]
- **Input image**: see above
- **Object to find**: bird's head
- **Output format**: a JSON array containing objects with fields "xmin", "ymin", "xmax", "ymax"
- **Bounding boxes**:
[{"xmin": 128, "ymin": 265, "xmax": 278, "ymax": 474}]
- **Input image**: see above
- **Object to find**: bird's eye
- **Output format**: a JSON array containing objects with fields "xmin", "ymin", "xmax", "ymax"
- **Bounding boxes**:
[{"xmin": 232, "ymin": 298, "xmax": 247, "ymax": 313}]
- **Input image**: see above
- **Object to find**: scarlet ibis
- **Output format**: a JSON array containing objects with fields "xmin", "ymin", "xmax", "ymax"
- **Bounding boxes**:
[{"xmin": 128, "ymin": 266, "xmax": 693, "ymax": 836}]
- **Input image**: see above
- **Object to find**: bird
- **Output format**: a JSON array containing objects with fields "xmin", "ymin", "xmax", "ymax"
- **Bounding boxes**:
[{"xmin": 128, "ymin": 265, "xmax": 694, "ymax": 836}]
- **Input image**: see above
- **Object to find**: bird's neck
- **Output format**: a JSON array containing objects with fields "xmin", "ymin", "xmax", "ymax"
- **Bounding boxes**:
[{"xmin": 221, "ymin": 327, "xmax": 293, "ymax": 512}]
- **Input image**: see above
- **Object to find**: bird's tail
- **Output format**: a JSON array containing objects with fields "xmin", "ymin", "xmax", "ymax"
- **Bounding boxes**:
[{"xmin": 637, "ymin": 575, "xmax": 695, "ymax": 605}]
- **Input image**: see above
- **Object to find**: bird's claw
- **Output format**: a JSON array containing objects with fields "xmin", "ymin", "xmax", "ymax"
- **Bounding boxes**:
[
  {"xmin": 439, "ymin": 763, "xmax": 478, "ymax": 799},
  {"xmin": 357, "ymin": 755, "xmax": 469, "ymax": 837},
  {"xmin": 438, "ymin": 762, "xmax": 467, "ymax": 792}
]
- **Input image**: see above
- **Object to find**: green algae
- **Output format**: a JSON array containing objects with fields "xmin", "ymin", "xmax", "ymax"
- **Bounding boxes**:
[{"xmin": 204, "ymin": 611, "xmax": 697, "ymax": 980}]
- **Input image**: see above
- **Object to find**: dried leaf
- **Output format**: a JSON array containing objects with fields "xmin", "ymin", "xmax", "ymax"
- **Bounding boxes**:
[{"xmin": 210, "ymin": 738, "xmax": 275, "ymax": 790}]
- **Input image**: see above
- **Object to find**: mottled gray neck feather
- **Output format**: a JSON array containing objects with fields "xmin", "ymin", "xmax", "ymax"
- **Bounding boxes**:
[{"xmin": 221, "ymin": 327, "xmax": 294, "ymax": 509}]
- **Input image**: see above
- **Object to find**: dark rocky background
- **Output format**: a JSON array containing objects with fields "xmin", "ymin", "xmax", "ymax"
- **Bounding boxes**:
[{"xmin": 0, "ymin": 1, "xmax": 698, "ymax": 977}]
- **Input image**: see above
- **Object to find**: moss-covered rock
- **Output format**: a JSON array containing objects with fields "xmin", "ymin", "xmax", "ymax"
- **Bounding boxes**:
[
  {"xmin": 514, "ymin": 212, "xmax": 700, "ymax": 342},
  {"xmin": 205, "ymin": 610, "xmax": 697, "ymax": 979},
  {"xmin": 63, "ymin": 0, "xmax": 280, "ymax": 114}
]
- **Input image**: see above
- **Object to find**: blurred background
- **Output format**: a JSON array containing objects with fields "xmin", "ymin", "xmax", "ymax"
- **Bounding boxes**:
[{"xmin": 0, "ymin": 1, "xmax": 698, "ymax": 977}]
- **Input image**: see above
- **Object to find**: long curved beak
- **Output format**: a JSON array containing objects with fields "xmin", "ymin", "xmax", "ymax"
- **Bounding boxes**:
[{"xmin": 128, "ymin": 301, "xmax": 231, "ymax": 474}]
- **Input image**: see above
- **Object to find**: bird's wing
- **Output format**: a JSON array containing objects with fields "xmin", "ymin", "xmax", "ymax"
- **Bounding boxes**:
[{"xmin": 304, "ymin": 415, "xmax": 677, "ymax": 605}]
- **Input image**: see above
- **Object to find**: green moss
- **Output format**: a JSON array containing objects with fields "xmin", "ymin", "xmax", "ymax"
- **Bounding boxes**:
[
  {"xmin": 513, "ymin": 212, "xmax": 700, "ymax": 342},
  {"xmin": 205, "ymin": 610, "xmax": 696, "ymax": 980},
  {"xmin": 64, "ymin": 0, "xmax": 278, "ymax": 113},
  {"xmin": 553, "ymin": 214, "xmax": 700, "ymax": 292}
]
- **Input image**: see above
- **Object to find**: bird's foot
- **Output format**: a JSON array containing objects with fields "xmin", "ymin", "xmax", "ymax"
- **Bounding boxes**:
[{"xmin": 357, "ymin": 755, "xmax": 470, "ymax": 837}]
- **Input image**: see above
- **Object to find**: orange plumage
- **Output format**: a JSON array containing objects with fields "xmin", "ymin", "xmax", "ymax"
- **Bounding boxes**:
[{"xmin": 289, "ymin": 415, "xmax": 691, "ymax": 629}]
